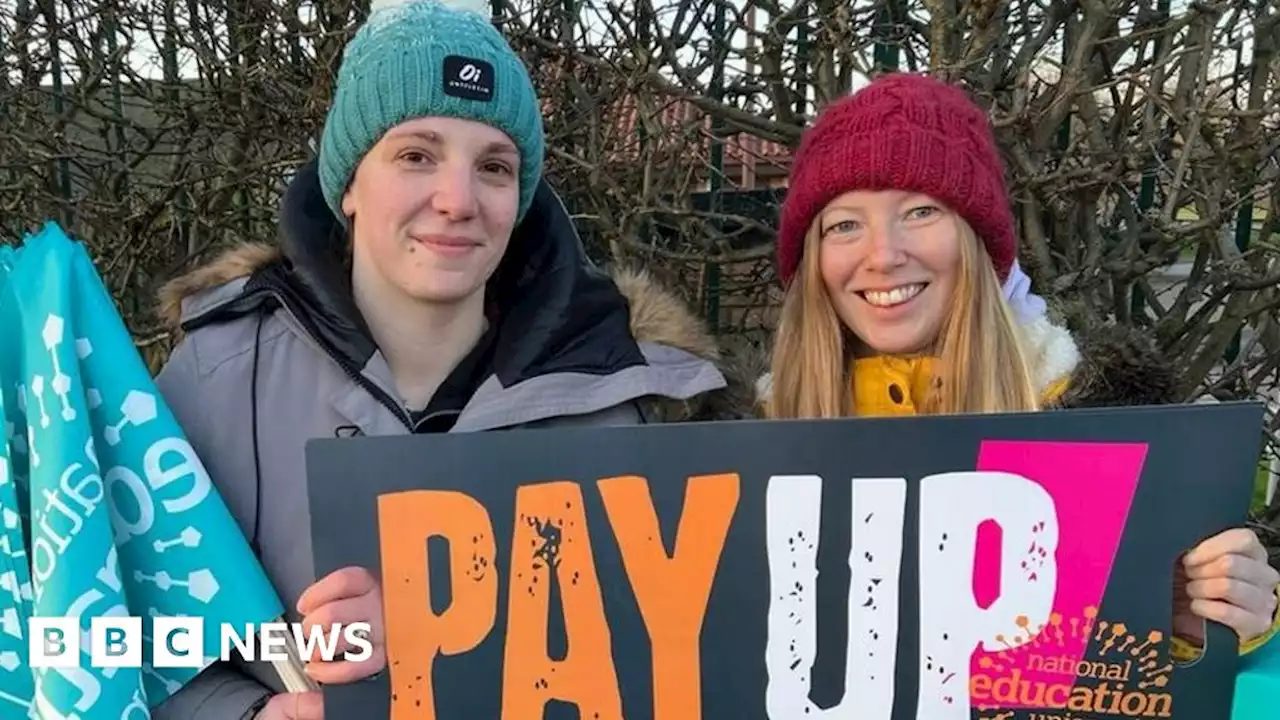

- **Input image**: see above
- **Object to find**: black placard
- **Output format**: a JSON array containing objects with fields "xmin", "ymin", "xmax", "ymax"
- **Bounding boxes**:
[{"xmin": 306, "ymin": 402, "xmax": 1264, "ymax": 719}]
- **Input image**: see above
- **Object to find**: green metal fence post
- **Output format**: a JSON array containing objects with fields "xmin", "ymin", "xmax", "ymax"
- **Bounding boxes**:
[
  {"xmin": 872, "ymin": 0, "xmax": 900, "ymax": 72},
  {"xmin": 1132, "ymin": 0, "xmax": 1171, "ymax": 322},
  {"xmin": 45, "ymin": 0, "xmax": 73, "ymax": 226},
  {"xmin": 704, "ymin": 0, "xmax": 727, "ymax": 333},
  {"xmin": 1224, "ymin": 202, "xmax": 1255, "ymax": 363}
]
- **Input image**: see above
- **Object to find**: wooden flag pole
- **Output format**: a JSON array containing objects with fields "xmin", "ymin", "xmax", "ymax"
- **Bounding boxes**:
[{"xmin": 269, "ymin": 622, "xmax": 320, "ymax": 693}]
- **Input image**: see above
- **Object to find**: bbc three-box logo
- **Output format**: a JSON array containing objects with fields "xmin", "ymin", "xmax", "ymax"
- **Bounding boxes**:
[{"xmin": 27, "ymin": 616, "xmax": 373, "ymax": 668}]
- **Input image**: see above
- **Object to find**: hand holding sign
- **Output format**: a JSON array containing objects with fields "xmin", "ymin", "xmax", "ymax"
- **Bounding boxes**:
[
  {"xmin": 254, "ymin": 690, "xmax": 325, "ymax": 719},
  {"xmin": 1174, "ymin": 528, "xmax": 1280, "ymax": 645},
  {"xmin": 296, "ymin": 566, "xmax": 387, "ymax": 684}
]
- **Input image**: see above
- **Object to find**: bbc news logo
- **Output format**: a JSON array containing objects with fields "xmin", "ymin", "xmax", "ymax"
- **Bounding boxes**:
[{"xmin": 28, "ymin": 617, "xmax": 374, "ymax": 668}]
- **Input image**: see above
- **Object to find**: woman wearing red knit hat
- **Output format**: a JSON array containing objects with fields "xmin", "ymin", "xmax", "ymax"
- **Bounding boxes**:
[{"xmin": 761, "ymin": 72, "xmax": 1280, "ymax": 671}]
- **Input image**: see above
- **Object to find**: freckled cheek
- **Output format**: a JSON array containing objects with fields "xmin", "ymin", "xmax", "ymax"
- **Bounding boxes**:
[
  {"xmin": 481, "ymin": 193, "xmax": 520, "ymax": 238},
  {"xmin": 360, "ymin": 185, "xmax": 413, "ymax": 223},
  {"xmin": 482, "ymin": 207, "xmax": 519, "ymax": 241},
  {"xmin": 919, "ymin": 295, "xmax": 950, "ymax": 337},
  {"xmin": 917, "ymin": 230, "xmax": 963, "ymax": 276},
  {"xmin": 924, "ymin": 246, "xmax": 962, "ymax": 307},
  {"xmin": 819, "ymin": 245, "xmax": 862, "ymax": 293}
]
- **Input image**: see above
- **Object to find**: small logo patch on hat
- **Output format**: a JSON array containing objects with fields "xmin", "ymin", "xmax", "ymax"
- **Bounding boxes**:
[{"xmin": 443, "ymin": 55, "xmax": 494, "ymax": 101}]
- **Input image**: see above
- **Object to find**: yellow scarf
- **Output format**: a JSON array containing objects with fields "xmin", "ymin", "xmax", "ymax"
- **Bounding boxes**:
[{"xmin": 850, "ymin": 355, "xmax": 1070, "ymax": 416}]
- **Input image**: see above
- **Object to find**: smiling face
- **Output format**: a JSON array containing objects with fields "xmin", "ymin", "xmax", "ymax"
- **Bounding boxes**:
[
  {"xmin": 816, "ymin": 189, "xmax": 963, "ymax": 355},
  {"xmin": 341, "ymin": 116, "xmax": 521, "ymax": 306}
]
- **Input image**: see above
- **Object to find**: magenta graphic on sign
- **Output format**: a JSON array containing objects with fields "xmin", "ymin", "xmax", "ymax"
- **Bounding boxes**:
[{"xmin": 964, "ymin": 440, "xmax": 1149, "ymax": 712}]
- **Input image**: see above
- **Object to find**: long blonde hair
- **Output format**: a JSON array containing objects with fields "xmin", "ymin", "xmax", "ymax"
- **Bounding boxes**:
[{"xmin": 767, "ymin": 215, "xmax": 1040, "ymax": 419}]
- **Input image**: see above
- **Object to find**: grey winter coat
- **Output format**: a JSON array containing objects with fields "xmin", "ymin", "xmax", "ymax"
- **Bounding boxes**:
[{"xmin": 148, "ymin": 160, "xmax": 750, "ymax": 719}]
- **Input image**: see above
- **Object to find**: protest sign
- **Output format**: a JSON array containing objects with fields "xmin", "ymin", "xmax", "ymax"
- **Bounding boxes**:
[{"xmin": 306, "ymin": 401, "xmax": 1264, "ymax": 719}]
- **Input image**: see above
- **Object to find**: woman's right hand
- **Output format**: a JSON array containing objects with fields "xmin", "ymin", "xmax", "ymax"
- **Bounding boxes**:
[
  {"xmin": 296, "ymin": 566, "xmax": 387, "ymax": 683},
  {"xmin": 253, "ymin": 568, "xmax": 386, "ymax": 719}
]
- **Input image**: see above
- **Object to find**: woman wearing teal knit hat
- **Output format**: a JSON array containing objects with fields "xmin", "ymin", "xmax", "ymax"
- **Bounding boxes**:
[
  {"xmin": 147, "ymin": 0, "xmax": 753, "ymax": 718},
  {"xmin": 318, "ymin": 0, "xmax": 547, "ymax": 225}
]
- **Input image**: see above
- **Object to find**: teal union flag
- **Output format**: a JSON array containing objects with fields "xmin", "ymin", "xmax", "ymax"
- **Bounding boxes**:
[{"xmin": 0, "ymin": 221, "xmax": 283, "ymax": 719}]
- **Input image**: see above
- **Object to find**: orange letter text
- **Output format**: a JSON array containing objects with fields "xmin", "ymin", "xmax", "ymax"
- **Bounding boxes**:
[
  {"xmin": 501, "ymin": 482, "xmax": 622, "ymax": 719},
  {"xmin": 598, "ymin": 473, "xmax": 739, "ymax": 718},
  {"xmin": 377, "ymin": 490, "xmax": 497, "ymax": 720}
]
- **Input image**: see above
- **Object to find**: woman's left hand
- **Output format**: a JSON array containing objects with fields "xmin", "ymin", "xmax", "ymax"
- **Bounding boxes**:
[{"xmin": 1173, "ymin": 528, "xmax": 1280, "ymax": 645}]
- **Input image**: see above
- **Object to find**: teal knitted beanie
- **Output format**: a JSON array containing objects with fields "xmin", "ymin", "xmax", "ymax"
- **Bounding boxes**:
[{"xmin": 318, "ymin": 0, "xmax": 545, "ymax": 225}]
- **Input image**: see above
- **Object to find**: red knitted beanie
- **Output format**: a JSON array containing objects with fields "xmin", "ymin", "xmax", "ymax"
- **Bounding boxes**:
[{"xmin": 776, "ymin": 73, "xmax": 1017, "ymax": 287}]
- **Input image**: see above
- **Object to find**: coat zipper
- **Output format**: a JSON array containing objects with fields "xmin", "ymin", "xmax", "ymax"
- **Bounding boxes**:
[
  {"xmin": 275, "ymin": 293, "xmax": 415, "ymax": 431},
  {"xmin": 410, "ymin": 409, "xmax": 462, "ymax": 433},
  {"xmin": 325, "ymin": 336, "xmax": 414, "ymax": 430}
]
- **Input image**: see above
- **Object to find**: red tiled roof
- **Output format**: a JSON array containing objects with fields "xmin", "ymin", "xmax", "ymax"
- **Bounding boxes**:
[
  {"xmin": 606, "ymin": 94, "xmax": 793, "ymax": 168},
  {"xmin": 537, "ymin": 80, "xmax": 794, "ymax": 184}
]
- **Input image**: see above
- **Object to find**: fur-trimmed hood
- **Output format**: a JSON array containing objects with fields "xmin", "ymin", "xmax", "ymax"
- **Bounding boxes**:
[
  {"xmin": 1055, "ymin": 319, "xmax": 1178, "ymax": 409},
  {"xmin": 1016, "ymin": 311, "xmax": 1178, "ymax": 409},
  {"xmin": 157, "ymin": 241, "xmax": 279, "ymax": 333}
]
